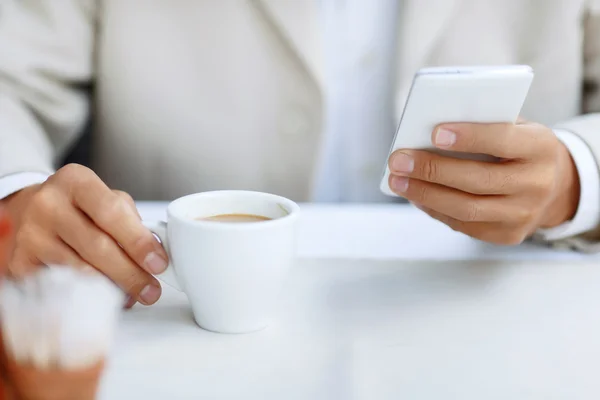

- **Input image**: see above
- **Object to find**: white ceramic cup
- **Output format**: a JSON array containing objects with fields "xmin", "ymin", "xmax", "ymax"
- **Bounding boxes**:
[{"xmin": 142, "ymin": 190, "xmax": 300, "ymax": 334}]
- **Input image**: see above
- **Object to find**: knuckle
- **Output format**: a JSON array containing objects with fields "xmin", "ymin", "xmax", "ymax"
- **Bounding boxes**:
[
  {"xmin": 498, "ymin": 172, "xmax": 519, "ymax": 192},
  {"xmin": 469, "ymin": 165, "xmax": 510, "ymax": 194},
  {"xmin": 474, "ymin": 168, "xmax": 495, "ymax": 192},
  {"xmin": 7, "ymin": 249, "xmax": 36, "ymax": 278},
  {"xmin": 537, "ymin": 181, "xmax": 554, "ymax": 198},
  {"xmin": 530, "ymin": 171, "xmax": 555, "ymax": 197},
  {"xmin": 54, "ymin": 165, "xmax": 101, "ymax": 198},
  {"xmin": 513, "ymin": 206, "xmax": 535, "ymax": 225},
  {"xmin": 464, "ymin": 128, "xmax": 480, "ymax": 151},
  {"xmin": 96, "ymin": 195, "xmax": 130, "ymax": 225},
  {"xmin": 14, "ymin": 225, "xmax": 33, "ymax": 248},
  {"xmin": 55, "ymin": 163, "xmax": 89, "ymax": 183},
  {"xmin": 14, "ymin": 216, "xmax": 40, "ymax": 238},
  {"xmin": 114, "ymin": 190, "xmax": 134, "ymax": 205},
  {"xmin": 413, "ymin": 183, "xmax": 430, "ymax": 203},
  {"xmin": 419, "ymin": 158, "xmax": 440, "ymax": 182},
  {"xmin": 30, "ymin": 188, "xmax": 61, "ymax": 213},
  {"xmin": 462, "ymin": 201, "xmax": 481, "ymax": 222},
  {"xmin": 508, "ymin": 123, "xmax": 523, "ymax": 140},
  {"xmin": 114, "ymin": 190, "xmax": 139, "ymax": 217},
  {"xmin": 530, "ymin": 130, "xmax": 559, "ymax": 159},
  {"xmin": 542, "ymin": 131, "xmax": 561, "ymax": 150},
  {"xmin": 91, "ymin": 235, "xmax": 115, "ymax": 257}
]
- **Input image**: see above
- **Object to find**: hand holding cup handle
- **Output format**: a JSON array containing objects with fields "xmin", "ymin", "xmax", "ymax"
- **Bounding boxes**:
[{"xmin": 2, "ymin": 165, "xmax": 168, "ymax": 306}]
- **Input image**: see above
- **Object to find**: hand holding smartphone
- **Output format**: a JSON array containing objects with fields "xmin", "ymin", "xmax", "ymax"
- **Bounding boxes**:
[{"xmin": 380, "ymin": 65, "xmax": 534, "ymax": 196}]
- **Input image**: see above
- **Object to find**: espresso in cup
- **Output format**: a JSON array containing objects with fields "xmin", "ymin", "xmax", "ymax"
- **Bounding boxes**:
[{"xmin": 198, "ymin": 214, "xmax": 271, "ymax": 223}]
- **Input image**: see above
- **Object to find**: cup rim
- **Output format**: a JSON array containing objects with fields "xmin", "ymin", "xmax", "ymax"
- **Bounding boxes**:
[{"xmin": 166, "ymin": 190, "xmax": 300, "ymax": 230}]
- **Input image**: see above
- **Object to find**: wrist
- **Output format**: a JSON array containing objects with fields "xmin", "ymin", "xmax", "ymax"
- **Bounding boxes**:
[{"xmin": 539, "ymin": 144, "xmax": 580, "ymax": 228}]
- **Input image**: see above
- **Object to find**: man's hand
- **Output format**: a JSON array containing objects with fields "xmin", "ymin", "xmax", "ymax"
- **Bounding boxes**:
[
  {"xmin": 387, "ymin": 121, "xmax": 580, "ymax": 245},
  {"xmin": 1, "ymin": 164, "xmax": 169, "ymax": 306}
]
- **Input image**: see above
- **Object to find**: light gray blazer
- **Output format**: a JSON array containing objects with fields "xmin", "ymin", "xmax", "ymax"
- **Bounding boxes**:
[{"xmin": 1, "ymin": 0, "xmax": 600, "ymax": 250}]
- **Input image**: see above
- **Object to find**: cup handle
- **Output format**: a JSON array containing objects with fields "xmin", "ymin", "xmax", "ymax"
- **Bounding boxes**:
[{"xmin": 142, "ymin": 220, "xmax": 182, "ymax": 291}]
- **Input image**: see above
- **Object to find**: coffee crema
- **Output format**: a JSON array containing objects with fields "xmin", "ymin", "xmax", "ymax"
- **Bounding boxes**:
[{"xmin": 197, "ymin": 213, "xmax": 271, "ymax": 223}]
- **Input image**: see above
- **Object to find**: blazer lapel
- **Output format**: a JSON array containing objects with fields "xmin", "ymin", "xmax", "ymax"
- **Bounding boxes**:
[
  {"xmin": 255, "ymin": 0, "xmax": 463, "ymax": 95},
  {"xmin": 254, "ymin": 0, "xmax": 325, "ymax": 92}
]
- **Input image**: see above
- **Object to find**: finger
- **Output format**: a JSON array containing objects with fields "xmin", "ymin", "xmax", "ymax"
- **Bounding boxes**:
[
  {"xmin": 124, "ymin": 296, "xmax": 137, "ymax": 309},
  {"xmin": 62, "ymin": 169, "xmax": 167, "ymax": 275},
  {"xmin": 9, "ymin": 226, "xmax": 99, "ymax": 277},
  {"xmin": 10, "ymin": 226, "xmax": 132, "ymax": 302},
  {"xmin": 389, "ymin": 149, "xmax": 525, "ymax": 195},
  {"xmin": 24, "ymin": 232, "xmax": 91, "ymax": 269},
  {"xmin": 113, "ymin": 190, "xmax": 141, "ymax": 219},
  {"xmin": 416, "ymin": 205, "xmax": 528, "ymax": 246},
  {"xmin": 54, "ymin": 205, "xmax": 162, "ymax": 305},
  {"xmin": 8, "ymin": 246, "xmax": 40, "ymax": 279},
  {"xmin": 413, "ymin": 204, "xmax": 470, "ymax": 232},
  {"xmin": 9, "ymin": 240, "xmax": 93, "ymax": 280},
  {"xmin": 389, "ymin": 175, "xmax": 511, "ymax": 223},
  {"xmin": 431, "ymin": 123, "xmax": 554, "ymax": 160}
]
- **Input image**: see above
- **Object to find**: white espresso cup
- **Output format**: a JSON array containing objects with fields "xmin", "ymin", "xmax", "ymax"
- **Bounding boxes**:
[{"xmin": 142, "ymin": 190, "xmax": 300, "ymax": 334}]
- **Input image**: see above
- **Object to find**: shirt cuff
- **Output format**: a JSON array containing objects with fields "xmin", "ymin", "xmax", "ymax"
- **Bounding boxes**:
[
  {"xmin": 0, "ymin": 172, "xmax": 51, "ymax": 200},
  {"xmin": 535, "ymin": 129, "xmax": 600, "ymax": 241}
]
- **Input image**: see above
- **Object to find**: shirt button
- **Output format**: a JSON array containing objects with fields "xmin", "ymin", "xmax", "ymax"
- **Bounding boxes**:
[{"xmin": 280, "ymin": 106, "xmax": 311, "ymax": 138}]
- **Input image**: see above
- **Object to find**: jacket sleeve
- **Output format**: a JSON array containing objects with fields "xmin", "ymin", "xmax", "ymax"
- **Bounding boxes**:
[
  {"xmin": 0, "ymin": 0, "xmax": 96, "ymax": 177},
  {"xmin": 538, "ymin": 0, "xmax": 600, "ymax": 252}
]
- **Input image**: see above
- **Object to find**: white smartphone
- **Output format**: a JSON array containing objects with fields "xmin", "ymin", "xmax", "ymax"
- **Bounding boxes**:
[{"xmin": 379, "ymin": 65, "xmax": 534, "ymax": 197}]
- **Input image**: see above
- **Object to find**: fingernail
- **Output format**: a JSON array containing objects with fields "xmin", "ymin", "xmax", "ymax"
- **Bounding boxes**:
[
  {"xmin": 140, "ymin": 284, "xmax": 161, "ymax": 305},
  {"xmin": 391, "ymin": 176, "xmax": 409, "ymax": 193},
  {"xmin": 144, "ymin": 252, "xmax": 168, "ymax": 274},
  {"xmin": 435, "ymin": 128, "xmax": 456, "ymax": 148},
  {"xmin": 391, "ymin": 152, "xmax": 414, "ymax": 173}
]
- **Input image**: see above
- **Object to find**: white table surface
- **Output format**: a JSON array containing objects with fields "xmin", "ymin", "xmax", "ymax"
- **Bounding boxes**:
[{"xmin": 98, "ymin": 203, "xmax": 600, "ymax": 400}]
